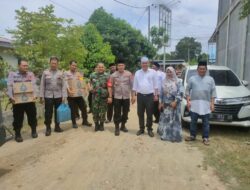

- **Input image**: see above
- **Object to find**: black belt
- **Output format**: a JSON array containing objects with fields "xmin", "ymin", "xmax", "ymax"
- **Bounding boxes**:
[{"xmin": 137, "ymin": 93, "xmax": 153, "ymax": 96}]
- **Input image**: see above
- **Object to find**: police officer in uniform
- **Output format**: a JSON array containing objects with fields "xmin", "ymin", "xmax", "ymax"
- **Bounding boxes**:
[
  {"xmin": 7, "ymin": 58, "xmax": 38, "ymax": 142},
  {"xmin": 64, "ymin": 60, "xmax": 92, "ymax": 128},
  {"xmin": 105, "ymin": 63, "xmax": 116, "ymax": 123},
  {"xmin": 40, "ymin": 56, "xmax": 67, "ymax": 136},
  {"xmin": 110, "ymin": 59, "xmax": 133, "ymax": 136},
  {"xmin": 90, "ymin": 63, "xmax": 112, "ymax": 131}
]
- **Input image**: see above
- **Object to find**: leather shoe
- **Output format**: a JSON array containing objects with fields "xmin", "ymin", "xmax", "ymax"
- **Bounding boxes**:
[
  {"xmin": 136, "ymin": 130, "xmax": 144, "ymax": 136},
  {"xmin": 54, "ymin": 126, "xmax": 63, "ymax": 133},
  {"xmin": 15, "ymin": 135, "xmax": 23, "ymax": 143},
  {"xmin": 148, "ymin": 130, "xmax": 154, "ymax": 137},
  {"xmin": 45, "ymin": 128, "xmax": 51, "ymax": 136},
  {"xmin": 82, "ymin": 121, "xmax": 92, "ymax": 127}
]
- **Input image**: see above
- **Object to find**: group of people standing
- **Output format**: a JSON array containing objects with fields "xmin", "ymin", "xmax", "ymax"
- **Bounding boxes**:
[{"xmin": 7, "ymin": 55, "xmax": 216, "ymax": 146}]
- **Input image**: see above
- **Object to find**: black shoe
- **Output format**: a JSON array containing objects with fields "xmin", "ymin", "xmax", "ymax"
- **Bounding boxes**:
[
  {"xmin": 54, "ymin": 126, "xmax": 63, "ymax": 133},
  {"xmin": 31, "ymin": 131, "xmax": 38, "ymax": 138},
  {"xmin": 31, "ymin": 128, "xmax": 38, "ymax": 138},
  {"xmin": 82, "ymin": 121, "xmax": 92, "ymax": 127},
  {"xmin": 115, "ymin": 124, "xmax": 120, "ymax": 136},
  {"xmin": 120, "ymin": 123, "xmax": 128, "ymax": 132},
  {"xmin": 72, "ymin": 124, "xmax": 78, "ymax": 128},
  {"xmin": 136, "ymin": 130, "xmax": 144, "ymax": 136},
  {"xmin": 94, "ymin": 122, "xmax": 99, "ymax": 132},
  {"xmin": 15, "ymin": 135, "xmax": 23, "ymax": 143},
  {"xmin": 99, "ymin": 122, "xmax": 104, "ymax": 131},
  {"xmin": 45, "ymin": 127, "xmax": 51, "ymax": 136},
  {"xmin": 148, "ymin": 130, "xmax": 154, "ymax": 137},
  {"xmin": 15, "ymin": 131, "xmax": 23, "ymax": 142},
  {"xmin": 153, "ymin": 120, "xmax": 159, "ymax": 123},
  {"xmin": 104, "ymin": 120, "xmax": 110, "ymax": 124}
]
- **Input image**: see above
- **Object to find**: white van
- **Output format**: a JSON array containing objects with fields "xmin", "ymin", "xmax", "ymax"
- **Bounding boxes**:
[{"xmin": 181, "ymin": 65, "xmax": 250, "ymax": 129}]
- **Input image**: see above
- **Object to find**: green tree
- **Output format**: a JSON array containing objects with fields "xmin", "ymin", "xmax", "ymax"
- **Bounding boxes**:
[
  {"xmin": 81, "ymin": 23, "xmax": 115, "ymax": 73},
  {"xmin": 240, "ymin": 0, "xmax": 250, "ymax": 19},
  {"xmin": 58, "ymin": 25, "xmax": 87, "ymax": 71},
  {"xmin": 175, "ymin": 37, "xmax": 201, "ymax": 62},
  {"xmin": 0, "ymin": 58, "xmax": 11, "ymax": 90},
  {"xmin": 7, "ymin": 5, "xmax": 86, "ymax": 74},
  {"xmin": 198, "ymin": 53, "xmax": 208, "ymax": 62},
  {"xmin": 150, "ymin": 26, "xmax": 168, "ymax": 52},
  {"xmin": 88, "ymin": 7, "xmax": 156, "ymax": 70}
]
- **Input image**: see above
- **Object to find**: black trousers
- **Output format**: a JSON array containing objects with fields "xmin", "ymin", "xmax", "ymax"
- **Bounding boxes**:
[
  {"xmin": 12, "ymin": 102, "xmax": 37, "ymax": 132},
  {"xmin": 137, "ymin": 93, "xmax": 154, "ymax": 131},
  {"xmin": 44, "ymin": 98, "xmax": 62, "ymax": 127},
  {"xmin": 88, "ymin": 92, "xmax": 92, "ymax": 111},
  {"xmin": 113, "ymin": 98, "xmax": 130, "ymax": 125},
  {"xmin": 153, "ymin": 100, "xmax": 160, "ymax": 122},
  {"xmin": 106, "ymin": 95, "xmax": 114, "ymax": 121},
  {"xmin": 68, "ymin": 96, "xmax": 88, "ymax": 124}
]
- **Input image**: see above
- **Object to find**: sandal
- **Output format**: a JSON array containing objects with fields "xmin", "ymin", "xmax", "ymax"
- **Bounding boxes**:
[
  {"xmin": 185, "ymin": 136, "xmax": 196, "ymax": 141},
  {"xmin": 203, "ymin": 138, "xmax": 210, "ymax": 145}
]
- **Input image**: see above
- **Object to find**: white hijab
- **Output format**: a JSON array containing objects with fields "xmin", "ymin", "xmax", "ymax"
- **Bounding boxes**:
[{"xmin": 162, "ymin": 66, "xmax": 178, "ymax": 95}]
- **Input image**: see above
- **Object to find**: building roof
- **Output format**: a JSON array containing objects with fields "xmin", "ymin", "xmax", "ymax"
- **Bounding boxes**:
[{"xmin": 0, "ymin": 37, "xmax": 13, "ymax": 49}]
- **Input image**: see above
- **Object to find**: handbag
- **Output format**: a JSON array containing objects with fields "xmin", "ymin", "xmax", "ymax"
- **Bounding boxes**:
[{"xmin": 56, "ymin": 103, "xmax": 71, "ymax": 123}]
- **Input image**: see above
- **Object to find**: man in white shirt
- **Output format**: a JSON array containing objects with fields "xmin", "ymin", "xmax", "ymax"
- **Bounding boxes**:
[
  {"xmin": 132, "ymin": 57, "xmax": 158, "ymax": 137},
  {"xmin": 152, "ymin": 61, "xmax": 165, "ymax": 123}
]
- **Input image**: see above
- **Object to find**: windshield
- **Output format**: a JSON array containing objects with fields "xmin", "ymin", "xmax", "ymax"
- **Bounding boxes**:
[{"xmin": 186, "ymin": 69, "xmax": 241, "ymax": 86}]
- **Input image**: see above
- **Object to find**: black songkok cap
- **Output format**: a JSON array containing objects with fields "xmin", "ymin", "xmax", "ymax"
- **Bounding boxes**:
[
  {"xmin": 109, "ymin": 63, "xmax": 115, "ymax": 67},
  {"xmin": 153, "ymin": 61, "xmax": 160, "ymax": 68},
  {"xmin": 198, "ymin": 60, "xmax": 207, "ymax": 66}
]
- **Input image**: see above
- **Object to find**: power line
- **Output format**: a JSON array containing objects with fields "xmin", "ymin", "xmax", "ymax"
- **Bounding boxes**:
[
  {"xmin": 48, "ymin": 0, "xmax": 89, "ymax": 20},
  {"xmin": 134, "ymin": 8, "xmax": 148, "ymax": 27},
  {"xmin": 112, "ymin": 0, "xmax": 147, "ymax": 9},
  {"xmin": 70, "ymin": 0, "xmax": 93, "ymax": 13},
  {"xmin": 172, "ymin": 18, "xmax": 215, "ymax": 28}
]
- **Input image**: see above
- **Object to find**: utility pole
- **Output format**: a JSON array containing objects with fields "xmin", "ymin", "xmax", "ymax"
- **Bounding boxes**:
[
  {"xmin": 159, "ymin": 4, "xmax": 172, "ymax": 69},
  {"xmin": 148, "ymin": 5, "xmax": 151, "ymax": 42}
]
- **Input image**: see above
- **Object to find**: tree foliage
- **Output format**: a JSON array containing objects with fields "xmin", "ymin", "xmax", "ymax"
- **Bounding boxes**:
[
  {"xmin": 240, "ymin": 0, "xmax": 250, "ymax": 19},
  {"xmin": 88, "ymin": 7, "xmax": 156, "ymax": 71},
  {"xmin": 175, "ymin": 37, "xmax": 202, "ymax": 62},
  {"xmin": 150, "ymin": 26, "xmax": 168, "ymax": 52},
  {"xmin": 81, "ymin": 23, "xmax": 115, "ymax": 72},
  {"xmin": 8, "ymin": 6, "xmax": 89, "ymax": 74}
]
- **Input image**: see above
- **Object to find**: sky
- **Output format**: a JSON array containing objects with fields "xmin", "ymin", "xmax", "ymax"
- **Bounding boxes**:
[{"xmin": 0, "ymin": 0, "xmax": 218, "ymax": 53}]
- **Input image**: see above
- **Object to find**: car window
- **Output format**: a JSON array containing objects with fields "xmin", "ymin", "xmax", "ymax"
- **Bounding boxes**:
[
  {"xmin": 186, "ymin": 70, "xmax": 197, "ymax": 83},
  {"xmin": 209, "ymin": 70, "xmax": 241, "ymax": 86},
  {"xmin": 181, "ymin": 69, "xmax": 186, "ymax": 85}
]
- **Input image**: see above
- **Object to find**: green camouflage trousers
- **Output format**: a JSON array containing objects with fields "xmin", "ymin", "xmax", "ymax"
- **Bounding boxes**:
[{"xmin": 92, "ymin": 97, "xmax": 107, "ymax": 122}]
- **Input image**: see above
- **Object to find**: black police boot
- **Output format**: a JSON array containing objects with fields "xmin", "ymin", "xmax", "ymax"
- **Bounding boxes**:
[
  {"xmin": 31, "ymin": 126, "xmax": 38, "ymax": 138},
  {"xmin": 15, "ymin": 130, "xmax": 23, "ymax": 143},
  {"xmin": 114, "ymin": 123, "xmax": 120, "ymax": 136},
  {"xmin": 82, "ymin": 121, "xmax": 92, "ymax": 127},
  {"xmin": 45, "ymin": 126, "xmax": 51, "ymax": 136},
  {"xmin": 94, "ymin": 122, "xmax": 99, "ymax": 132},
  {"xmin": 99, "ymin": 122, "xmax": 104, "ymax": 131},
  {"xmin": 120, "ymin": 122, "xmax": 128, "ymax": 132},
  {"xmin": 54, "ymin": 125, "xmax": 63, "ymax": 133}
]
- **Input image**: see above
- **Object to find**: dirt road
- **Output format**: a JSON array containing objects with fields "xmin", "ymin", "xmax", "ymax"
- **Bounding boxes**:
[{"xmin": 0, "ymin": 104, "xmax": 226, "ymax": 190}]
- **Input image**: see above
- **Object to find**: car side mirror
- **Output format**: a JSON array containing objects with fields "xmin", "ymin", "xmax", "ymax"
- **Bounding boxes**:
[{"xmin": 242, "ymin": 80, "xmax": 249, "ymax": 87}]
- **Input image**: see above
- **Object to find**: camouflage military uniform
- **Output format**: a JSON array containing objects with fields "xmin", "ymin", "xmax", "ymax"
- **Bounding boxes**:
[{"xmin": 90, "ymin": 72, "xmax": 111, "ymax": 123}]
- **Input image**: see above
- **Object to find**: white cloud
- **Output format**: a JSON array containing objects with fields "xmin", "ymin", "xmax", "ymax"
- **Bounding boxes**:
[{"xmin": 0, "ymin": 0, "xmax": 218, "ymax": 53}]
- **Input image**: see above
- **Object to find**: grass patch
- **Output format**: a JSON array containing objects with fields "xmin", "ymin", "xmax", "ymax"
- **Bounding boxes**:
[{"xmin": 184, "ymin": 125, "xmax": 250, "ymax": 190}]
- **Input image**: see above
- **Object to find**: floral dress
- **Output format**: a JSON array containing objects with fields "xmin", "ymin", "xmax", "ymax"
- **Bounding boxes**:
[{"xmin": 157, "ymin": 79, "xmax": 184, "ymax": 142}]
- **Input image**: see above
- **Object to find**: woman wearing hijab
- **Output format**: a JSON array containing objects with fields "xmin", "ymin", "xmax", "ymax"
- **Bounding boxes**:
[{"xmin": 157, "ymin": 66, "xmax": 184, "ymax": 142}]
